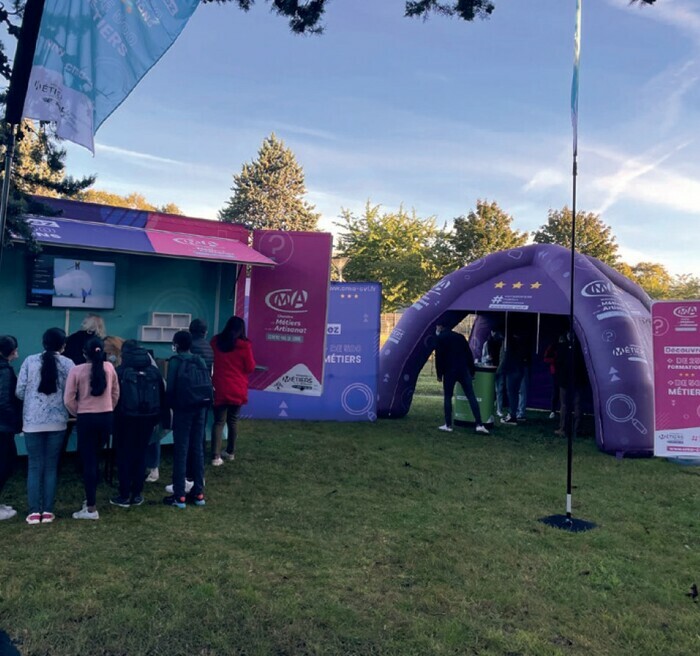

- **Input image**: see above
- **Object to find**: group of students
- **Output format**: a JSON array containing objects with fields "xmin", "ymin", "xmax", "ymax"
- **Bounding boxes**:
[{"xmin": 0, "ymin": 313, "xmax": 255, "ymax": 524}]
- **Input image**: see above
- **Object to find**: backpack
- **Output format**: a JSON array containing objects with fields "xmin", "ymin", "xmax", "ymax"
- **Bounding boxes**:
[
  {"xmin": 119, "ymin": 366, "xmax": 162, "ymax": 418},
  {"xmin": 175, "ymin": 356, "xmax": 213, "ymax": 409}
]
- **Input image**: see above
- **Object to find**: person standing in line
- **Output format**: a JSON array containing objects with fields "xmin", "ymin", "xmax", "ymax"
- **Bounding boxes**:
[
  {"xmin": 497, "ymin": 330, "xmax": 526, "ymax": 426},
  {"xmin": 163, "ymin": 331, "xmax": 211, "ymax": 508},
  {"xmin": 554, "ymin": 332, "xmax": 588, "ymax": 438},
  {"xmin": 111, "ymin": 340, "xmax": 167, "ymax": 508},
  {"xmin": 188, "ymin": 318, "xmax": 214, "ymax": 478},
  {"xmin": 16, "ymin": 328, "xmax": 74, "ymax": 524},
  {"xmin": 434, "ymin": 322, "xmax": 490, "ymax": 435},
  {"xmin": 64, "ymin": 337, "xmax": 119, "ymax": 520},
  {"xmin": 64, "ymin": 314, "xmax": 106, "ymax": 365},
  {"xmin": 482, "ymin": 329, "xmax": 504, "ymax": 418},
  {"xmin": 543, "ymin": 338, "xmax": 561, "ymax": 420},
  {"xmin": 210, "ymin": 316, "xmax": 255, "ymax": 466},
  {"xmin": 0, "ymin": 336, "xmax": 21, "ymax": 521}
]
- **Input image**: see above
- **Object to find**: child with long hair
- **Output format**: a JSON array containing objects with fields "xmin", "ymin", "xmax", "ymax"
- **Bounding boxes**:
[
  {"xmin": 16, "ymin": 328, "xmax": 74, "ymax": 524},
  {"xmin": 0, "ymin": 335, "xmax": 21, "ymax": 520},
  {"xmin": 64, "ymin": 336, "xmax": 119, "ymax": 520},
  {"xmin": 210, "ymin": 316, "xmax": 255, "ymax": 466}
]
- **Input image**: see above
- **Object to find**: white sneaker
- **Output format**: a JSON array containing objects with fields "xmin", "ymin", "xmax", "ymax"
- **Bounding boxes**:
[
  {"xmin": 165, "ymin": 480, "xmax": 194, "ymax": 495},
  {"xmin": 496, "ymin": 410, "xmax": 504, "ymax": 418},
  {"xmin": 212, "ymin": 457, "xmax": 224, "ymax": 466},
  {"xmin": 475, "ymin": 425, "xmax": 490, "ymax": 435},
  {"xmin": 438, "ymin": 424, "xmax": 453, "ymax": 432},
  {"xmin": 221, "ymin": 451, "xmax": 235, "ymax": 461},
  {"xmin": 145, "ymin": 468, "xmax": 159, "ymax": 483},
  {"xmin": 549, "ymin": 411, "xmax": 556, "ymax": 419},
  {"xmin": 72, "ymin": 507, "xmax": 99, "ymax": 520},
  {"xmin": 0, "ymin": 506, "xmax": 17, "ymax": 520}
]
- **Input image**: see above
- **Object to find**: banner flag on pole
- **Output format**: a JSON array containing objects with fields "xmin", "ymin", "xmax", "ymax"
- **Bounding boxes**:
[
  {"xmin": 21, "ymin": 0, "xmax": 201, "ymax": 153},
  {"xmin": 571, "ymin": 0, "xmax": 582, "ymax": 157}
]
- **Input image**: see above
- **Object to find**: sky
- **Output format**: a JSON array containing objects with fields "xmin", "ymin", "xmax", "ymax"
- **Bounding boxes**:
[{"xmin": 61, "ymin": 0, "xmax": 700, "ymax": 277}]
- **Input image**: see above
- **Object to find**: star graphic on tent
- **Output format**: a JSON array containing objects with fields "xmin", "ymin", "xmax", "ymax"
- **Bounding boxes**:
[
  {"xmin": 512, "ymin": 282, "xmax": 523, "ymax": 289},
  {"xmin": 531, "ymin": 282, "xmax": 542, "ymax": 289},
  {"xmin": 494, "ymin": 281, "xmax": 506, "ymax": 289}
]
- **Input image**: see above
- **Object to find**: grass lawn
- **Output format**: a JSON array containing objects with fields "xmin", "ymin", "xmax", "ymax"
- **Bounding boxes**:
[{"xmin": 0, "ymin": 390, "xmax": 699, "ymax": 655}]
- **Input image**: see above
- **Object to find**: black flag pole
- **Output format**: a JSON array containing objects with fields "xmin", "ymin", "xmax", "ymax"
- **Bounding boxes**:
[
  {"xmin": 0, "ymin": 0, "xmax": 46, "ymax": 275},
  {"xmin": 540, "ymin": 0, "xmax": 596, "ymax": 533}
]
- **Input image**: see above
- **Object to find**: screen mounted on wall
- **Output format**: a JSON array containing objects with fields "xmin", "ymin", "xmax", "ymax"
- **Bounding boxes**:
[{"xmin": 26, "ymin": 255, "xmax": 116, "ymax": 310}]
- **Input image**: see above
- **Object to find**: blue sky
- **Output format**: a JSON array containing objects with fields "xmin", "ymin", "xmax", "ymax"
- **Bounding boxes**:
[{"xmin": 63, "ymin": 0, "xmax": 700, "ymax": 276}]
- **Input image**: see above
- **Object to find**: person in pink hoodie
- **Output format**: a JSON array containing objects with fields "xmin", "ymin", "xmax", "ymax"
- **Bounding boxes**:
[
  {"xmin": 210, "ymin": 316, "xmax": 255, "ymax": 466},
  {"xmin": 64, "ymin": 337, "xmax": 119, "ymax": 520}
]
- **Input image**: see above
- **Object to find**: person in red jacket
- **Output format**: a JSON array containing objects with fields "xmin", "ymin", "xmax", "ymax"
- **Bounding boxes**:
[{"xmin": 210, "ymin": 316, "xmax": 255, "ymax": 466}]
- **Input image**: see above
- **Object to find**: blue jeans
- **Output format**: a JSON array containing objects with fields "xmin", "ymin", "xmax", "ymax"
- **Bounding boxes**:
[
  {"xmin": 172, "ymin": 408, "xmax": 205, "ymax": 498},
  {"xmin": 25, "ymin": 430, "xmax": 64, "ymax": 514},
  {"xmin": 145, "ymin": 438, "xmax": 160, "ymax": 470},
  {"xmin": 494, "ymin": 372, "xmax": 505, "ymax": 415},
  {"xmin": 517, "ymin": 366, "xmax": 529, "ymax": 419}
]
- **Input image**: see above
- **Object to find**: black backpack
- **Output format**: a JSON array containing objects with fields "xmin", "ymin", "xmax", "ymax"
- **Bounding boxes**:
[
  {"xmin": 174, "ymin": 356, "xmax": 213, "ymax": 409},
  {"xmin": 119, "ymin": 366, "xmax": 162, "ymax": 418}
]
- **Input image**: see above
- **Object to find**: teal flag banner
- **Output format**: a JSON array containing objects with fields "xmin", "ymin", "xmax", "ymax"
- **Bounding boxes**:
[{"xmin": 22, "ymin": 0, "xmax": 200, "ymax": 153}]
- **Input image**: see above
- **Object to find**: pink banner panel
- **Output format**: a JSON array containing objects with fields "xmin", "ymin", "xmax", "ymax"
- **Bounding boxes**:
[
  {"xmin": 246, "ymin": 231, "xmax": 332, "ymax": 396},
  {"xmin": 146, "ymin": 229, "xmax": 274, "ymax": 266},
  {"xmin": 653, "ymin": 300, "xmax": 700, "ymax": 458},
  {"xmin": 146, "ymin": 213, "xmax": 249, "ymax": 242}
]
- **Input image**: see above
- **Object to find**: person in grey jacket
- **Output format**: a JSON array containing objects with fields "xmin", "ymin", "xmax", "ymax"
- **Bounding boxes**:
[{"xmin": 0, "ymin": 335, "xmax": 21, "ymax": 520}]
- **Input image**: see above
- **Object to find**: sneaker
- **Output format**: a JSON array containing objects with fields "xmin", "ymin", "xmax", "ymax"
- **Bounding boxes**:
[
  {"xmin": 554, "ymin": 429, "xmax": 566, "ymax": 437},
  {"xmin": 501, "ymin": 414, "xmax": 518, "ymax": 426},
  {"xmin": 130, "ymin": 496, "xmax": 144, "ymax": 507},
  {"xmin": 496, "ymin": 410, "xmax": 504, "ymax": 418},
  {"xmin": 186, "ymin": 492, "xmax": 206, "ymax": 507},
  {"xmin": 438, "ymin": 424, "xmax": 453, "ymax": 432},
  {"xmin": 162, "ymin": 495, "xmax": 186, "ymax": 509},
  {"xmin": 165, "ymin": 480, "xmax": 194, "ymax": 495},
  {"xmin": 41, "ymin": 512, "xmax": 55, "ymax": 523},
  {"xmin": 0, "ymin": 506, "xmax": 17, "ymax": 521},
  {"xmin": 145, "ymin": 467, "xmax": 159, "ymax": 483},
  {"xmin": 549, "ymin": 411, "xmax": 557, "ymax": 419},
  {"xmin": 72, "ymin": 507, "xmax": 99, "ymax": 520},
  {"xmin": 475, "ymin": 425, "xmax": 490, "ymax": 435},
  {"xmin": 221, "ymin": 451, "xmax": 235, "ymax": 461},
  {"xmin": 26, "ymin": 512, "xmax": 41, "ymax": 525},
  {"xmin": 109, "ymin": 495, "xmax": 131, "ymax": 508},
  {"xmin": 211, "ymin": 457, "xmax": 224, "ymax": 467}
]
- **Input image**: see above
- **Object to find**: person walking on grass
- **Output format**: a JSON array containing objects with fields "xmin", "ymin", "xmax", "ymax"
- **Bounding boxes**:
[
  {"xmin": 163, "ymin": 331, "xmax": 212, "ymax": 509},
  {"xmin": 111, "ymin": 340, "xmax": 167, "ymax": 509},
  {"xmin": 64, "ymin": 337, "xmax": 120, "ymax": 521},
  {"xmin": 434, "ymin": 321, "xmax": 489, "ymax": 436},
  {"xmin": 16, "ymin": 328, "xmax": 74, "ymax": 525},
  {"xmin": 0, "ymin": 336, "xmax": 21, "ymax": 521},
  {"xmin": 210, "ymin": 316, "xmax": 255, "ymax": 466}
]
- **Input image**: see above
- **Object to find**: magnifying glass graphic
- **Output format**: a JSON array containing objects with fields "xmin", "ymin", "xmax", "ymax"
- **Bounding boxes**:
[{"xmin": 605, "ymin": 394, "xmax": 648, "ymax": 434}]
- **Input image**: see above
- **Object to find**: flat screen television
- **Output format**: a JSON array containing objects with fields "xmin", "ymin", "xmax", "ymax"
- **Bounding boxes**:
[{"xmin": 26, "ymin": 255, "xmax": 116, "ymax": 310}]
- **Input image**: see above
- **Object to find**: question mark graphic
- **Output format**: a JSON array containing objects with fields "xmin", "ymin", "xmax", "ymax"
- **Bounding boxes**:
[
  {"xmin": 260, "ymin": 233, "xmax": 294, "ymax": 264},
  {"xmin": 652, "ymin": 316, "xmax": 669, "ymax": 337}
]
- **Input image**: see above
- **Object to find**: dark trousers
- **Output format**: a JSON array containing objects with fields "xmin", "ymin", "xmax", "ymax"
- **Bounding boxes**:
[
  {"xmin": 115, "ymin": 416, "xmax": 157, "ymax": 500},
  {"xmin": 551, "ymin": 378, "xmax": 560, "ymax": 413},
  {"xmin": 187, "ymin": 405, "xmax": 210, "ymax": 479},
  {"xmin": 172, "ymin": 408, "xmax": 205, "ymax": 498},
  {"xmin": 0, "ymin": 432, "xmax": 17, "ymax": 495},
  {"xmin": 443, "ymin": 371, "xmax": 482, "ymax": 426},
  {"xmin": 505, "ymin": 369, "xmax": 524, "ymax": 417},
  {"xmin": 77, "ymin": 412, "xmax": 112, "ymax": 507},
  {"xmin": 212, "ymin": 404, "xmax": 241, "ymax": 457}
]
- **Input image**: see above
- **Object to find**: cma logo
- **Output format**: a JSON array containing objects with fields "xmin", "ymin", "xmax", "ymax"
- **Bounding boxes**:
[
  {"xmin": 265, "ymin": 289, "xmax": 309, "ymax": 313},
  {"xmin": 581, "ymin": 280, "xmax": 614, "ymax": 297},
  {"xmin": 27, "ymin": 218, "xmax": 59, "ymax": 228},
  {"xmin": 673, "ymin": 306, "xmax": 698, "ymax": 318},
  {"xmin": 173, "ymin": 237, "xmax": 218, "ymax": 248}
]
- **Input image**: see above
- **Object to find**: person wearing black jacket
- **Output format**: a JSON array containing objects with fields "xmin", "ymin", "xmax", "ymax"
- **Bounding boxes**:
[
  {"xmin": 434, "ymin": 323, "xmax": 489, "ymax": 435},
  {"xmin": 0, "ymin": 335, "xmax": 20, "ymax": 520},
  {"xmin": 111, "ymin": 340, "xmax": 168, "ymax": 507}
]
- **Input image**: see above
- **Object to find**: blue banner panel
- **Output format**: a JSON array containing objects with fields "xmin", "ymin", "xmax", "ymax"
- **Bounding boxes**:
[{"xmin": 244, "ymin": 282, "xmax": 381, "ymax": 421}]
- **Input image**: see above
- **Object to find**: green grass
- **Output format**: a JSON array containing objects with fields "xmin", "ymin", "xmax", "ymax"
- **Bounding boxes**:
[{"xmin": 0, "ymin": 395, "xmax": 699, "ymax": 655}]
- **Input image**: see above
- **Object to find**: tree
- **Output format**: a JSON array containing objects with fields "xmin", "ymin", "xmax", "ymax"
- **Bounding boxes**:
[
  {"xmin": 203, "ymin": 1, "xmax": 656, "ymax": 34},
  {"xmin": 670, "ymin": 274, "xmax": 700, "ymax": 301},
  {"xmin": 448, "ymin": 199, "xmax": 528, "ymax": 268},
  {"xmin": 631, "ymin": 261, "xmax": 673, "ymax": 300},
  {"xmin": 532, "ymin": 207, "xmax": 619, "ymax": 266},
  {"xmin": 335, "ymin": 202, "xmax": 449, "ymax": 311},
  {"xmin": 78, "ymin": 189, "xmax": 182, "ymax": 214},
  {"xmin": 219, "ymin": 133, "xmax": 320, "ymax": 231}
]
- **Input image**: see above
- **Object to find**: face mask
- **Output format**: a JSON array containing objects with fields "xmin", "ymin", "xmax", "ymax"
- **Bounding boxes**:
[{"xmin": 171, "ymin": 344, "xmax": 177, "ymax": 353}]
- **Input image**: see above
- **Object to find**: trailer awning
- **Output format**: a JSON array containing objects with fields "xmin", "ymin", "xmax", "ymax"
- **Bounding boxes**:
[{"xmin": 22, "ymin": 216, "xmax": 275, "ymax": 267}]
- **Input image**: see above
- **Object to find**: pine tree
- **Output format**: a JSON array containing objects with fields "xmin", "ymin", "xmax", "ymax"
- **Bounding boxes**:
[{"xmin": 219, "ymin": 134, "xmax": 320, "ymax": 231}]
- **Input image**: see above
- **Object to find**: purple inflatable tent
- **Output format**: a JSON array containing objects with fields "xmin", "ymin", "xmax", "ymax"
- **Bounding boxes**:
[{"xmin": 377, "ymin": 244, "xmax": 654, "ymax": 457}]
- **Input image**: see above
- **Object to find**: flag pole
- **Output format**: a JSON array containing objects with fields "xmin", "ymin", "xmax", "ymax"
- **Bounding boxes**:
[
  {"xmin": 540, "ymin": 0, "xmax": 596, "ymax": 533},
  {"xmin": 0, "ymin": 0, "xmax": 46, "ymax": 276}
]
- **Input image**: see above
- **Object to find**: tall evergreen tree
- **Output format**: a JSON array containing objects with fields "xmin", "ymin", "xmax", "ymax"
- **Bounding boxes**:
[
  {"xmin": 219, "ymin": 134, "xmax": 320, "ymax": 231},
  {"xmin": 532, "ymin": 207, "xmax": 619, "ymax": 266},
  {"xmin": 448, "ymin": 199, "xmax": 528, "ymax": 267}
]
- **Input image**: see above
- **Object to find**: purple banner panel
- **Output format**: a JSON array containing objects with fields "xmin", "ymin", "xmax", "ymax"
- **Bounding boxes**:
[
  {"xmin": 247, "ymin": 231, "xmax": 333, "ymax": 395},
  {"xmin": 653, "ymin": 301, "xmax": 700, "ymax": 458}
]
